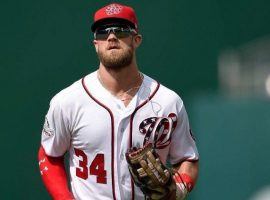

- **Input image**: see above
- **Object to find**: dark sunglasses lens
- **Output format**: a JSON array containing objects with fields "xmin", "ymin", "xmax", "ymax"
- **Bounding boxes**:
[
  {"xmin": 95, "ymin": 27, "xmax": 132, "ymax": 40},
  {"xmin": 114, "ymin": 29, "xmax": 131, "ymax": 38},
  {"xmin": 95, "ymin": 33, "xmax": 109, "ymax": 40},
  {"xmin": 95, "ymin": 29, "xmax": 109, "ymax": 40}
]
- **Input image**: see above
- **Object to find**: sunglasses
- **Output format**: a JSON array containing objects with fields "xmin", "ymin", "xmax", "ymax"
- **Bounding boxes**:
[{"xmin": 94, "ymin": 26, "xmax": 137, "ymax": 40}]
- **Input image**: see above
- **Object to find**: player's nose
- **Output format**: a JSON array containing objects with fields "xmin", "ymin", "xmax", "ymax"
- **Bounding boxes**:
[{"xmin": 107, "ymin": 33, "xmax": 118, "ymax": 42}]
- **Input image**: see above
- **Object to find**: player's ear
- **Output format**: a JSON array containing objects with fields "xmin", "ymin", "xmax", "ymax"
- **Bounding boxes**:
[
  {"xmin": 133, "ymin": 34, "xmax": 142, "ymax": 48},
  {"xmin": 93, "ymin": 40, "xmax": 98, "ymax": 52}
]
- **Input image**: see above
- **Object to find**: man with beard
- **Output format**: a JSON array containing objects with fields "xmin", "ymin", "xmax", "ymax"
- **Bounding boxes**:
[{"xmin": 38, "ymin": 3, "xmax": 199, "ymax": 200}]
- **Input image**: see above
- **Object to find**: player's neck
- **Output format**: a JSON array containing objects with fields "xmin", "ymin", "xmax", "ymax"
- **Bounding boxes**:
[{"xmin": 97, "ymin": 64, "xmax": 143, "ymax": 106}]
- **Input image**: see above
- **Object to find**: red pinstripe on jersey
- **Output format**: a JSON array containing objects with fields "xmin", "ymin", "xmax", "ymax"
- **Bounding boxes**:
[{"xmin": 82, "ymin": 77, "xmax": 117, "ymax": 200}]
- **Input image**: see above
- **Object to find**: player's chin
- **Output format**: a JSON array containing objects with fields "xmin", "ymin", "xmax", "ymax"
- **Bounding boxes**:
[{"xmin": 107, "ymin": 49, "xmax": 125, "ymax": 57}]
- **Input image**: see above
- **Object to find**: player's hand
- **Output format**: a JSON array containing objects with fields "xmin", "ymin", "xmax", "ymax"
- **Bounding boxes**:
[{"xmin": 126, "ymin": 143, "xmax": 176, "ymax": 199}]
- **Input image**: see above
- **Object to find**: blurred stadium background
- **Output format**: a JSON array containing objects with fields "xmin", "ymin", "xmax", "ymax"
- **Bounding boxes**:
[{"xmin": 1, "ymin": 0, "xmax": 270, "ymax": 199}]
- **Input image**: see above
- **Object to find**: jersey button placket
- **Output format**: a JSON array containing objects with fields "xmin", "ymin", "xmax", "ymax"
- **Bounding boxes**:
[
  {"xmin": 118, "ymin": 120, "xmax": 126, "ymax": 161},
  {"xmin": 117, "ymin": 117, "xmax": 131, "ymax": 199},
  {"xmin": 120, "ymin": 152, "xmax": 125, "ymax": 160}
]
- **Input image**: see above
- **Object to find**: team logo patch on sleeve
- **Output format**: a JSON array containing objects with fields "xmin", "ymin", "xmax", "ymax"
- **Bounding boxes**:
[{"xmin": 42, "ymin": 117, "xmax": 54, "ymax": 137}]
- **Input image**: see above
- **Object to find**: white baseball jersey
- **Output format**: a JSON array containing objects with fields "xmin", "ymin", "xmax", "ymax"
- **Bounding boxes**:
[{"xmin": 41, "ymin": 71, "xmax": 199, "ymax": 200}]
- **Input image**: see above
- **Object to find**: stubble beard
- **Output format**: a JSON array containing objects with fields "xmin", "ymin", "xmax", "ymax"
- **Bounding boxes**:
[{"xmin": 97, "ymin": 46, "xmax": 134, "ymax": 71}]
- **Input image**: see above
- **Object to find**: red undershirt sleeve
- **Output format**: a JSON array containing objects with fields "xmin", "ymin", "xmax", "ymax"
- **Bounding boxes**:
[{"xmin": 38, "ymin": 146, "xmax": 74, "ymax": 200}]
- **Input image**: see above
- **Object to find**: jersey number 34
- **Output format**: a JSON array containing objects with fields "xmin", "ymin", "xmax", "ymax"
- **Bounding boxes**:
[{"xmin": 74, "ymin": 148, "xmax": 107, "ymax": 184}]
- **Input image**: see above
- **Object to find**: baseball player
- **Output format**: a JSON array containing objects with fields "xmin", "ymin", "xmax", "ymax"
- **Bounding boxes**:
[{"xmin": 38, "ymin": 3, "xmax": 199, "ymax": 200}]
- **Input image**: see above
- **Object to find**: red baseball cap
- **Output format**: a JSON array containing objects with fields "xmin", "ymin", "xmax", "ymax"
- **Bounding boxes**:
[{"xmin": 91, "ymin": 3, "xmax": 138, "ymax": 32}]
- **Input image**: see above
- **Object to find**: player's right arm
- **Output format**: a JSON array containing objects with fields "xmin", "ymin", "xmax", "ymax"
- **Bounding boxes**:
[
  {"xmin": 38, "ymin": 146, "xmax": 74, "ymax": 200},
  {"xmin": 38, "ymin": 95, "xmax": 74, "ymax": 200}
]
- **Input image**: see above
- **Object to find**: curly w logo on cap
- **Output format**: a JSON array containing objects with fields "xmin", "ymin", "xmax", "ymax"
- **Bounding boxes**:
[{"xmin": 105, "ymin": 4, "xmax": 123, "ymax": 15}]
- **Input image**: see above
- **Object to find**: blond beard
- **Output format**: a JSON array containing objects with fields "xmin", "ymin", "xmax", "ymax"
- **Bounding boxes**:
[{"xmin": 97, "ymin": 46, "xmax": 133, "ymax": 70}]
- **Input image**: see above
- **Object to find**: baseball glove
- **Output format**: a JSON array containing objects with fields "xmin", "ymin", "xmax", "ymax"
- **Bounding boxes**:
[{"xmin": 126, "ymin": 143, "xmax": 176, "ymax": 200}]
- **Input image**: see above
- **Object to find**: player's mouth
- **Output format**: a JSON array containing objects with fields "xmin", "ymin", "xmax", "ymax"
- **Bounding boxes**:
[{"xmin": 107, "ymin": 45, "xmax": 120, "ymax": 50}]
